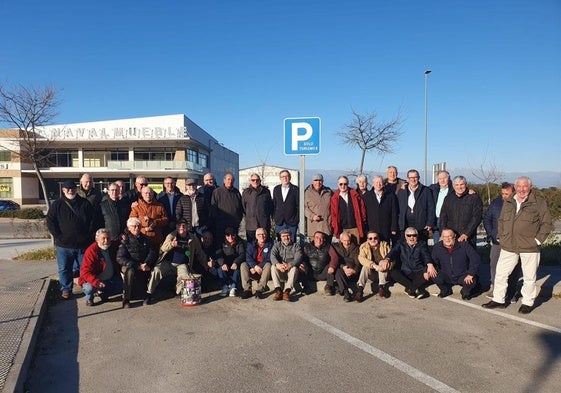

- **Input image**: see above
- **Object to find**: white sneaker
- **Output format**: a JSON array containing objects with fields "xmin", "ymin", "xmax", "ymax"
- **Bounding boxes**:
[{"xmin": 229, "ymin": 287, "xmax": 237, "ymax": 297}]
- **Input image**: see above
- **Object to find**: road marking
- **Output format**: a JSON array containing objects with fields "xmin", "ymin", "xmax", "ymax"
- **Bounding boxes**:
[
  {"xmin": 302, "ymin": 314, "xmax": 460, "ymax": 393},
  {"xmin": 440, "ymin": 296, "xmax": 561, "ymax": 334}
]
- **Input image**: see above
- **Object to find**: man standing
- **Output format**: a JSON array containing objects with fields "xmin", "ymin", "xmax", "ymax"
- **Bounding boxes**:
[
  {"xmin": 304, "ymin": 174, "xmax": 332, "ymax": 240},
  {"xmin": 483, "ymin": 177, "xmax": 552, "ymax": 314},
  {"xmin": 129, "ymin": 186, "xmax": 169, "ymax": 249},
  {"xmin": 240, "ymin": 228, "xmax": 273, "ymax": 299},
  {"xmin": 241, "ymin": 173, "xmax": 272, "ymax": 242},
  {"xmin": 429, "ymin": 170, "xmax": 453, "ymax": 243},
  {"xmin": 384, "ymin": 166, "xmax": 407, "ymax": 195},
  {"xmin": 440, "ymin": 176, "xmax": 482, "ymax": 248},
  {"xmin": 157, "ymin": 176, "xmax": 182, "ymax": 236},
  {"xmin": 397, "ymin": 169, "xmax": 435, "ymax": 242},
  {"xmin": 271, "ymin": 229, "xmax": 302, "ymax": 302},
  {"xmin": 363, "ymin": 175, "xmax": 398, "ymax": 244},
  {"xmin": 100, "ymin": 182, "xmax": 131, "ymax": 239},
  {"xmin": 330, "ymin": 175, "xmax": 366, "ymax": 242},
  {"xmin": 78, "ymin": 228, "xmax": 123, "ymax": 306},
  {"xmin": 47, "ymin": 180, "xmax": 95, "ymax": 299},
  {"xmin": 77, "ymin": 173, "xmax": 103, "ymax": 231},
  {"xmin": 123, "ymin": 175, "xmax": 148, "ymax": 205},
  {"xmin": 272, "ymin": 169, "xmax": 299, "ymax": 242},
  {"xmin": 200, "ymin": 172, "xmax": 218, "ymax": 210},
  {"xmin": 176, "ymin": 178, "xmax": 209, "ymax": 236},
  {"xmin": 211, "ymin": 172, "xmax": 244, "ymax": 247},
  {"xmin": 431, "ymin": 229, "xmax": 480, "ymax": 300}
]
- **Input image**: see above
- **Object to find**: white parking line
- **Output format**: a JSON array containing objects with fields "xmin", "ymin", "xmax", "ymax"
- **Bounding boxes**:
[
  {"xmin": 441, "ymin": 296, "xmax": 561, "ymax": 334},
  {"xmin": 301, "ymin": 314, "xmax": 461, "ymax": 393}
]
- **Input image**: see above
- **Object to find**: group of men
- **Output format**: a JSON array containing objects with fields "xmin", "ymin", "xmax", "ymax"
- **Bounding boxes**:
[{"xmin": 47, "ymin": 168, "xmax": 552, "ymax": 314}]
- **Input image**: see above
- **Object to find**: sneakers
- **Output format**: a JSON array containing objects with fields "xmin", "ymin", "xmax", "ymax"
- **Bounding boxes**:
[
  {"xmin": 229, "ymin": 287, "xmax": 237, "ymax": 297},
  {"xmin": 404, "ymin": 288, "xmax": 416, "ymax": 298},
  {"xmin": 282, "ymin": 289, "xmax": 292, "ymax": 302},
  {"xmin": 220, "ymin": 285, "xmax": 229, "ymax": 297},
  {"xmin": 415, "ymin": 289, "xmax": 430, "ymax": 299},
  {"xmin": 482, "ymin": 300, "xmax": 506, "ymax": 309},
  {"xmin": 323, "ymin": 284, "xmax": 334, "ymax": 296},
  {"xmin": 272, "ymin": 288, "xmax": 283, "ymax": 301},
  {"xmin": 241, "ymin": 290, "xmax": 252, "ymax": 299},
  {"xmin": 378, "ymin": 284, "xmax": 391, "ymax": 298}
]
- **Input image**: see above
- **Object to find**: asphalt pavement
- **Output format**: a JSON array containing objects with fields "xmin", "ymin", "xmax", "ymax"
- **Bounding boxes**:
[{"xmin": 1, "ymin": 237, "xmax": 560, "ymax": 393}]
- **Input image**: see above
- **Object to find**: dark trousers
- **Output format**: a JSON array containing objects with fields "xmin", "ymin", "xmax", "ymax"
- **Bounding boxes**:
[
  {"xmin": 433, "ymin": 271, "xmax": 477, "ymax": 296},
  {"xmin": 122, "ymin": 267, "xmax": 150, "ymax": 301},
  {"xmin": 335, "ymin": 266, "xmax": 359, "ymax": 293},
  {"xmin": 390, "ymin": 269, "xmax": 427, "ymax": 292},
  {"xmin": 300, "ymin": 263, "xmax": 335, "ymax": 288}
]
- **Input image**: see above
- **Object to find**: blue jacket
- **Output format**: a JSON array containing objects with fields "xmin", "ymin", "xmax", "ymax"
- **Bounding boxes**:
[
  {"xmin": 386, "ymin": 240, "xmax": 432, "ymax": 275},
  {"xmin": 431, "ymin": 240, "xmax": 480, "ymax": 280},
  {"xmin": 483, "ymin": 197, "xmax": 503, "ymax": 244},
  {"xmin": 245, "ymin": 239, "xmax": 273, "ymax": 269}
]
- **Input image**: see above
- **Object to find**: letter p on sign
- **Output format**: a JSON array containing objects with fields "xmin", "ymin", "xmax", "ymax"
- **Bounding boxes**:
[{"xmin": 283, "ymin": 117, "xmax": 321, "ymax": 155}]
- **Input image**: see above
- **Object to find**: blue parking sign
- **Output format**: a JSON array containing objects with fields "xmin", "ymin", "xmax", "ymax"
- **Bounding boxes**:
[{"xmin": 283, "ymin": 117, "xmax": 321, "ymax": 155}]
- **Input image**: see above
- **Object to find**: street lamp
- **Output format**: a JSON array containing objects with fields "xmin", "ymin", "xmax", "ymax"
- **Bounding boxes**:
[{"xmin": 424, "ymin": 69, "xmax": 432, "ymax": 185}]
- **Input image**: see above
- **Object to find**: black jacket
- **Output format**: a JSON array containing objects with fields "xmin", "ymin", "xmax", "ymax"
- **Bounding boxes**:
[
  {"xmin": 117, "ymin": 230, "xmax": 157, "ymax": 270},
  {"xmin": 100, "ymin": 197, "xmax": 131, "ymax": 239},
  {"xmin": 175, "ymin": 192, "xmax": 209, "ymax": 231},
  {"xmin": 46, "ymin": 195, "xmax": 95, "ymax": 249},
  {"xmin": 363, "ymin": 189, "xmax": 398, "ymax": 242},
  {"xmin": 440, "ymin": 191, "xmax": 483, "ymax": 242},
  {"xmin": 272, "ymin": 183, "xmax": 299, "ymax": 227},
  {"xmin": 397, "ymin": 185, "xmax": 436, "ymax": 231}
]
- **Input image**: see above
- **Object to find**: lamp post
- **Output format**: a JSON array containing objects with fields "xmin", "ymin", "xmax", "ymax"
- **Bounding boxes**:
[{"xmin": 424, "ymin": 69, "xmax": 432, "ymax": 185}]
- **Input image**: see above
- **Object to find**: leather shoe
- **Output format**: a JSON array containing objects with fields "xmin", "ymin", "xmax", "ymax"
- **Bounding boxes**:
[
  {"xmin": 378, "ymin": 285, "xmax": 391, "ymax": 298},
  {"xmin": 61, "ymin": 291, "xmax": 71, "ymax": 300},
  {"xmin": 323, "ymin": 284, "xmax": 334, "ymax": 296},
  {"xmin": 272, "ymin": 289, "xmax": 283, "ymax": 301},
  {"xmin": 143, "ymin": 296, "xmax": 152, "ymax": 306},
  {"xmin": 254, "ymin": 290, "xmax": 264, "ymax": 299},
  {"xmin": 482, "ymin": 300, "xmax": 506, "ymax": 309},
  {"xmin": 343, "ymin": 290, "xmax": 352, "ymax": 302},
  {"xmin": 438, "ymin": 288, "xmax": 453, "ymax": 298},
  {"xmin": 518, "ymin": 304, "xmax": 533, "ymax": 314},
  {"xmin": 461, "ymin": 293, "xmax": 472, "ymax": 301},
  {"xmin": 353, "ymin": 291, "xmax": 363, "ymax": 302},
  {"xmin": 240, "ymin": 290, "xmax": 252, "ymax": 299},
  {"xmin": 282, "ymin": 290, "xmax": 292, "ymax": 302}
]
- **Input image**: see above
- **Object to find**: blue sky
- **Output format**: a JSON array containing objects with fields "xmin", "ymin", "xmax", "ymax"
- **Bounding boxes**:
[{"xmin": 2, "ymin": 0, "xmax": 560, "ymax": 181}]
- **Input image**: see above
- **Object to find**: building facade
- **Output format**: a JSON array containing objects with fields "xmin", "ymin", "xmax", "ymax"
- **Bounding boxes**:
[{"xmin": 0, "ymin": 114, "xmax": 238, "ymax": 204}]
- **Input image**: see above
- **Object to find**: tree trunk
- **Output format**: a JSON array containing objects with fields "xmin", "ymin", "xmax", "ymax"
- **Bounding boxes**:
[
  {"xmin": 359, "ymin": 148, "xmax": 366, "ymax": 175},
  {"xmin": 34, "ymin": 164, "xmax": 51, "ymax": 211}
]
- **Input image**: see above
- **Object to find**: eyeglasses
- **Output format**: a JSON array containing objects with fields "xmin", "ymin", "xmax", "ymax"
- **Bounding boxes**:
[
  {"xmin": 407, "ymin": 177, "xmax": 419, "ymax": 180},
  {"xmin": 139, "ymin": 183, "xmax": 148, "ymax": 186},
  {"xmin": 339, "ymin": 183, "xmax": 348, "ymax": 186},
  {"xmin": 367, "ymin": 237, "xmax": 378, "ymax": 240},
  {"xmin": 405, "ymin": 234, "xmax": 418, "ymax": 238}
]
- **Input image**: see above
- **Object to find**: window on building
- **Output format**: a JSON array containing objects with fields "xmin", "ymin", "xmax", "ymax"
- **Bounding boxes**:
[
  {"xmin": 83, "ymin": 151, "xmax": 108, "ymax": 167},
  {"xmin": 110, "ymin": 150, "xmax": 128, "ymax": 161},
  {"xmin": 134, "ymin": 148, "xmax": 174, "ymax": 161},
  {"xmin": 187, "ymin": 148, "xmax": 198, "ymax": 163},
  {"xmin": 0, "ymin": 178, "xmax": 13, "ymax": 198},
  {"xmin": 0, "ymin": 149, "xmax": 11, "ymax": 162},
  {"xmin": 42, "ymin": 150, "xmax": 78, "ymax": 167},
  {"xmin": 199, "ymin": 152, "xmax": 208, "ymax": 167}
]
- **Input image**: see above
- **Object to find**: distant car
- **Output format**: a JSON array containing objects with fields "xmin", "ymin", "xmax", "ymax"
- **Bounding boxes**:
[{"xmin": 0, "ymin": 200, "xmax": 20, "ymax": 211}]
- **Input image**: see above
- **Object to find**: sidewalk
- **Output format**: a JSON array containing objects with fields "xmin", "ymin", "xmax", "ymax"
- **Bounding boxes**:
[{"xmin": 0, "ymin": 245, "xmax": 560, "ymax": 392}]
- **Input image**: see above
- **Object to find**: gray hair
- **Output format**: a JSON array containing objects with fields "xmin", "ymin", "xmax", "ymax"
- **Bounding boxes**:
[
  {"xmin": 95, "ymin": 228, "xmax": 111, "ymax": 238},
  {"xmin": 127, "ymin": 217, "xmax": 141, "ymax": 227},
  {"xmin": 453, "ymin": 175, "xmax": 467, "ymax": 185}
]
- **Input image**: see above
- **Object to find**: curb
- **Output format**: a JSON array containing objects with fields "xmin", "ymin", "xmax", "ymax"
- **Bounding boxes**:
[{"xmin": 3, "ymin": 279, "xmax": 50, "ymax": 393}]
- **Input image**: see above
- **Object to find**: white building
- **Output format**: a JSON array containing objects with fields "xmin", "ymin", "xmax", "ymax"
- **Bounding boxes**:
[
  {"xmin": 238, "ymin": 165, "xmax": 298, "ymax": 193},
  {"xmin": 0, "ymin": 114, "xmax": 238, "ymax": 204}
]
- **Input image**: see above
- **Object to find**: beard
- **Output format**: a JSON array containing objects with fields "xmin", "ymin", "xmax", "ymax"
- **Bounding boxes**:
[
  {"xmin": 65, "ymin": 193, "xmax": 77, "ymax": 200},
  {"xmin": 98, "ymin": 244, "xmax": 110, "ymax": 250},
  {"xmin": 185, "ymin": 189, "xmax": 196, "ymax": 196}
]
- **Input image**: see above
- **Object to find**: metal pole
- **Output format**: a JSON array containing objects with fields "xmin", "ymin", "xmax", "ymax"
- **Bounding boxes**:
[{"xmin": 424, "ymin": 69, "xmax": 432, "ymax": 184}]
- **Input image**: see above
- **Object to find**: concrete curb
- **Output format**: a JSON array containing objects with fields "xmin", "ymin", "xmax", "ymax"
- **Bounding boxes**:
[{"xmin": 3, "ymin": 278, "xmax": 50, "ymax": 393}]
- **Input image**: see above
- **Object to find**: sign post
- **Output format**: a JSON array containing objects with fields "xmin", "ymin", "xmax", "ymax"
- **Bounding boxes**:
[{"xmin": 283, "ymin": 117, "xmax": 321, "ymax": 242}]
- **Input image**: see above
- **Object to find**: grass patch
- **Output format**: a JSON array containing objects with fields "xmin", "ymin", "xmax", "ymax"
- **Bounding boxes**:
[
  {"xmin": 0, "ymin": 208, "xmax": 45, "ymax": 219},
  {"xmin": 13, "ymin": 247, "xmax": 56, "ymax": 261}
]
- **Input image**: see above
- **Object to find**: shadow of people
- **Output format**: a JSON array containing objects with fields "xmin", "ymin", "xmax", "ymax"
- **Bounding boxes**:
[{"xmin": 521, "ymin": 331, "xmax": 561, "ymax": 393}]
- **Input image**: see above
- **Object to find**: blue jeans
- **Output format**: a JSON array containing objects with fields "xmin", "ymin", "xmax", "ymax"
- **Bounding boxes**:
[
  {"xmin": 82, "ymin": 275, "xmax": 123, "ymax": 302},
  {"xmin": 217, "ymin": 267, "xmax": 240, "ymax": 288},
  {"xmin": 275, "ymin": 224, "xmax": 298, "ymax": 243},
  {"xmin": 56, "ymin": 246, "xmax": 85, "ymax": 292}
]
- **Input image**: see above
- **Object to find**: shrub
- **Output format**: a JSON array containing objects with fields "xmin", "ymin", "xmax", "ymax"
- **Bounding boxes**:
[{"xmin": 0, "ymin": 208, "xmax": 45, "ymax": 219}]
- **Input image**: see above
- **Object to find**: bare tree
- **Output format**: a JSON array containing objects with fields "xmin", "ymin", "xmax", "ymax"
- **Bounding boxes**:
[
  {"xmin": 470, "ymin": 155, "xmax": 504, "ymax": 205},
  {"xmin": 336, "ymin": 109, "xmax": 403, "ymax": 174},
  {"xmin": 0, "ymin": 83, "xmax": 60, "ymax": 210}
]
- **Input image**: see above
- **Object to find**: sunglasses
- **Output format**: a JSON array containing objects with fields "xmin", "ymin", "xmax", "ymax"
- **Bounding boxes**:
[
  {"xmin": 405, "ymin": 234, "xmax": 418, "ymax": 238},
  {"xmin": 339, "ymin": 183, "xmax": 348, "ymax": 186},
  {"xmin": 367, "ymin": 237, "xmax": 378, "ymax": 240},
  {"xmin": 250, "ymin": 179, "xmax": 260, "ymax": 182}
]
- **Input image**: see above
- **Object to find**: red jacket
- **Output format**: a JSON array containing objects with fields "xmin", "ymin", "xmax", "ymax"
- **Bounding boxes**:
[
  {"xmin": 330, "ymin": 189, "xmax": 366, "ymax": 238},
  {"xmin": 78, "ymin": 240, "xmax": 120, "ymax": 288}
]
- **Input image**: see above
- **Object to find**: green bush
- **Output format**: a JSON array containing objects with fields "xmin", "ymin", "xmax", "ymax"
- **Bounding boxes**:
[{"xmin": 0, "ymin": 208, "xmax": 45, "ymax": 219}]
